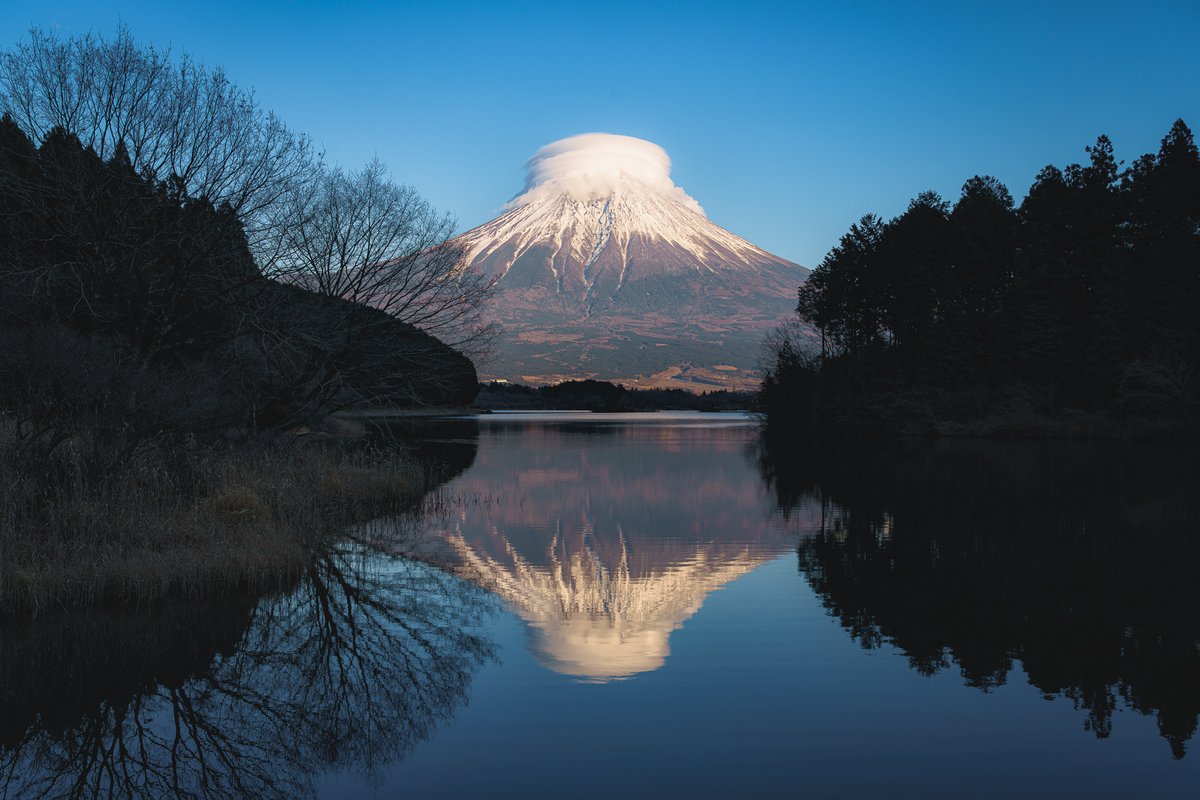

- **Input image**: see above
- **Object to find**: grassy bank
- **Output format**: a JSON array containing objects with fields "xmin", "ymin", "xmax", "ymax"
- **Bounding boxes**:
[{"xmin": 0, "ymin": 422, "xmax": 436, "ymax": 618}]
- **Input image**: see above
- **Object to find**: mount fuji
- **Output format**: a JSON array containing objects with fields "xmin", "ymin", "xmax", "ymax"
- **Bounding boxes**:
[{"xmin": 454, "ymin": 133, "xmax": 808, "ymax": 390}]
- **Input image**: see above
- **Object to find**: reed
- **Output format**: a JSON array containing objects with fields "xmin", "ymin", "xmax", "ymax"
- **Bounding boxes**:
[{"xmin": 0, "ymin": 421, "xmax": 433, "ymax": 618}]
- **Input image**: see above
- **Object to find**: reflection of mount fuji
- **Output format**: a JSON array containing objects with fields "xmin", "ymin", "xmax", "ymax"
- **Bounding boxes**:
[
  {"xmin": 444, "ymin": 528, "xmax": 774, "ymax": 680},
  {"xmin": 421, "ymin": 417, "xmax": 813, "ymax": 680}
]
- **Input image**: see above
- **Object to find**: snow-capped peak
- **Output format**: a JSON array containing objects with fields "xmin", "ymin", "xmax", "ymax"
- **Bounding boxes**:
[
  {"xmin": 506, "ymin": 133, "xmax": 704, "ymax": 215},
  {"xmin": 447, "ymin": 132, "xmax": 809, "ymax": 390},
  {"xmin": 455, "ymin": 133, "xmax": 788, "ymax": 286}
]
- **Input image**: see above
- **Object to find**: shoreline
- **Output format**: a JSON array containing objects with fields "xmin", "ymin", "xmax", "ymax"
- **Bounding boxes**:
[
  {"xmin": 0, "ymin": 434, "xmax": 442, "ymax": 621},
  {"xmin": 761, "ymin": 413, "xmax": 1200, "ymax": 444}
]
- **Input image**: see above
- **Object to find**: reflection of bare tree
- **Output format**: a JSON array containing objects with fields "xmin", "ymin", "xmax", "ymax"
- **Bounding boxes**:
[{"xmin": 0, "ymin": 545, "xmax": 494, "ymax": 799}]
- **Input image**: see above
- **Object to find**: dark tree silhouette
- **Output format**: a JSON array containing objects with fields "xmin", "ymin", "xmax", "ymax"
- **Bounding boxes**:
[
  {"xmin": 0, "ymin": 542, "xmax": 495, "ymax": 799},
  {"xmin": 796, "ymin": 213, "xmax": 887, "ymax": 357},
  {"xmin": 755, "ymin": 434, "xmax": 1200, "ymax": 758},
  {"xmin": 0, "ymin": 112, "xmax": 478, "ymax": 442},
  {"xmin": 764, "ymin": 120, "xmax": 1200, "ymax": 436}
]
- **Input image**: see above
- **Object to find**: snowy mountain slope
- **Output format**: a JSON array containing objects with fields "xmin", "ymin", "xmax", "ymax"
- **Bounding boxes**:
[{"xmin": 455, "ymin": 133, "xmax": 809, "ymax": 390}]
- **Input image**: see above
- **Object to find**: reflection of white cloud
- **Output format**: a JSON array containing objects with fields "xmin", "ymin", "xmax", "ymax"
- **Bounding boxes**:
[{"xmin": 441, "ymin": 529, "xmax": 775, "ymax": 681}]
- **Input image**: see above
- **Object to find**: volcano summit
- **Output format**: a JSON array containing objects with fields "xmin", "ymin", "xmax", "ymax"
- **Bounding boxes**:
[{"xmin": 456, "ymin": 134, "xmax": 808, "ymax": 390}]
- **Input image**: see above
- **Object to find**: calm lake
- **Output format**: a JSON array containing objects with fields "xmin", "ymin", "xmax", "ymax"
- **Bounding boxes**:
[{"xmin": 3, "ymin": 412, "xmax": 1199, "ymax": 798}]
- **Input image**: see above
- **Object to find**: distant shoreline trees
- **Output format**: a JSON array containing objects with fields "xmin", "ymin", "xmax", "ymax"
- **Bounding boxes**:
[
  {"xmin": 473, "ymin": 379, "xmax": 754, "ymax": 412},
  {"xmin": 763, "ymin": 120, "xmax": 1200, "ymax": 437}
]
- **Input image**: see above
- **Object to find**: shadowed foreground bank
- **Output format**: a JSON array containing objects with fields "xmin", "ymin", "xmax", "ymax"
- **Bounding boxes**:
[
  {"xmin": 0, "ymin": 416, "xmax": 482, "ymax": 618},
  {"xmin": 0, "ymin": 425, "xmax": 451, "ymax": 617},
  {"xmin": 0, "ymin": 28, "xmax": 483, "ymax": 618},
  {"xmin": 0, "ymin": 421, "xmax": 492, "ymax": 799}
]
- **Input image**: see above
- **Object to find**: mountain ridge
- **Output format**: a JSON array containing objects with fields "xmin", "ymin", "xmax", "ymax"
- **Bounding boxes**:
[{"xmin": 454, "ymin": 134, "xmax": 809, "ymax": 390}]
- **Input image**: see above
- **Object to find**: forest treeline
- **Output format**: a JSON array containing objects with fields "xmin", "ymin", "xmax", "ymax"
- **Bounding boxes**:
[
  {"xmin": 762, "ymin": 120, "xmax": 1200, "ymax": 437},
  {"xmin": 0, "ymin": 119, "xmax": 477, "ymax": 438},
  {"xmin": 0, "ymin": 28, "xmax": 485, "ymax": 615},
  {"xmin": 474, "ymin": 379, "xmax": 754, "ymax": 411}
]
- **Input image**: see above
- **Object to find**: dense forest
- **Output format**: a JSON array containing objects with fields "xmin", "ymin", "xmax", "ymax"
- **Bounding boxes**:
[
  {"xmin": 762, "ymin": 120, "xmax": 1200, "ymax": 437},
  {"xmin": 0, "ymin": 119, "xmax": 477, "ymax": 438}
]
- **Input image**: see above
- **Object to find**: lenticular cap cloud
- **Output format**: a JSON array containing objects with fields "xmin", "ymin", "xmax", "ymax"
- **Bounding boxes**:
[{"xmin": 508, "ymin": 133, "xmax": 705, "ymax": 216}]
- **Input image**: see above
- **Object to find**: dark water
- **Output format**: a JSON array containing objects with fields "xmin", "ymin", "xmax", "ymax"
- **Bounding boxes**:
[{"xmin": 3, "ymin": 413, "xmax": 1199, "ymax": 799}]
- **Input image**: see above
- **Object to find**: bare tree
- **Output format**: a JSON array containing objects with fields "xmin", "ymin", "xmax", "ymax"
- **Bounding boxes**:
[
  {"xmin": 1, "ymin": 27, "xmax": 494, "ymax": 359},
  {"xmin": 231, "ymin": 159, "xmax": 494, "ymax": 427},
  {"xmin": 0, "ymin": 26, "xmax": 317, "ymax": 251},
  {"xmin": 263, "ymin": 158, "xmax": 498, "ymax": 358},
  {"xmin": 0, "ymin": 545, "xmax": 495, "ymax": 799}
]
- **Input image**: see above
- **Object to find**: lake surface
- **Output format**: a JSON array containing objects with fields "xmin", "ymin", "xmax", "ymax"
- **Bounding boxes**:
[{"xmin": 3, "ymin": 412, "xmax": 1199, "ymax": 798}]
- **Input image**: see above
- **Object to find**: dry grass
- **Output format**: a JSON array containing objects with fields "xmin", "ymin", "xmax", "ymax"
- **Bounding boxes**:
[{"xmin": 0, "ymin": 421, "xmax": 433, "ymax": 618}]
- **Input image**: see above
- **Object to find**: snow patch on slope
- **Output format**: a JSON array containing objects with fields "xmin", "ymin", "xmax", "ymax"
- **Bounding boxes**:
[
  {"xmin": 449, "ymin": 130, "xmax": 805, "ymax": 319},
  {"xmin": 459, "ymin": 188, "xmax": 770, "ymax": 275}
]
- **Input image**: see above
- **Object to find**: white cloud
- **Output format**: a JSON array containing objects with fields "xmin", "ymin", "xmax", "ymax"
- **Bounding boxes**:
[{"xmin": 507, "ymin": 133, "xmax": 705, "ymax": 216}]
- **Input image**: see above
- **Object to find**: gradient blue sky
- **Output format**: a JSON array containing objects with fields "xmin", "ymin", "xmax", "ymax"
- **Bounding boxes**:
[{"xmin": 3, "ymin": 1, "xmax": 1197, "ymax": 266}]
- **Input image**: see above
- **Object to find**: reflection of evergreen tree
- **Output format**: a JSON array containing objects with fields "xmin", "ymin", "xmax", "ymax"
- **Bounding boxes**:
[{"xmin": 758, "ymin": 435, "xmax": 1200, "ymax": 757}]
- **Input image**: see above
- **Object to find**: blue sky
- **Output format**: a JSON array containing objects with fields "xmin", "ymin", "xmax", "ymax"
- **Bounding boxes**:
[{"xmin": 3, "ymin": 1, "xmax": 1197, "ymax": 266}]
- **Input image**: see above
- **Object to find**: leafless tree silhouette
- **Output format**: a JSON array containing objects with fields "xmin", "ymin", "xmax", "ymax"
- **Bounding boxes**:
[{"xmin": 0, "ymin": 544, "xmax": 495, "ymax": 799}]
